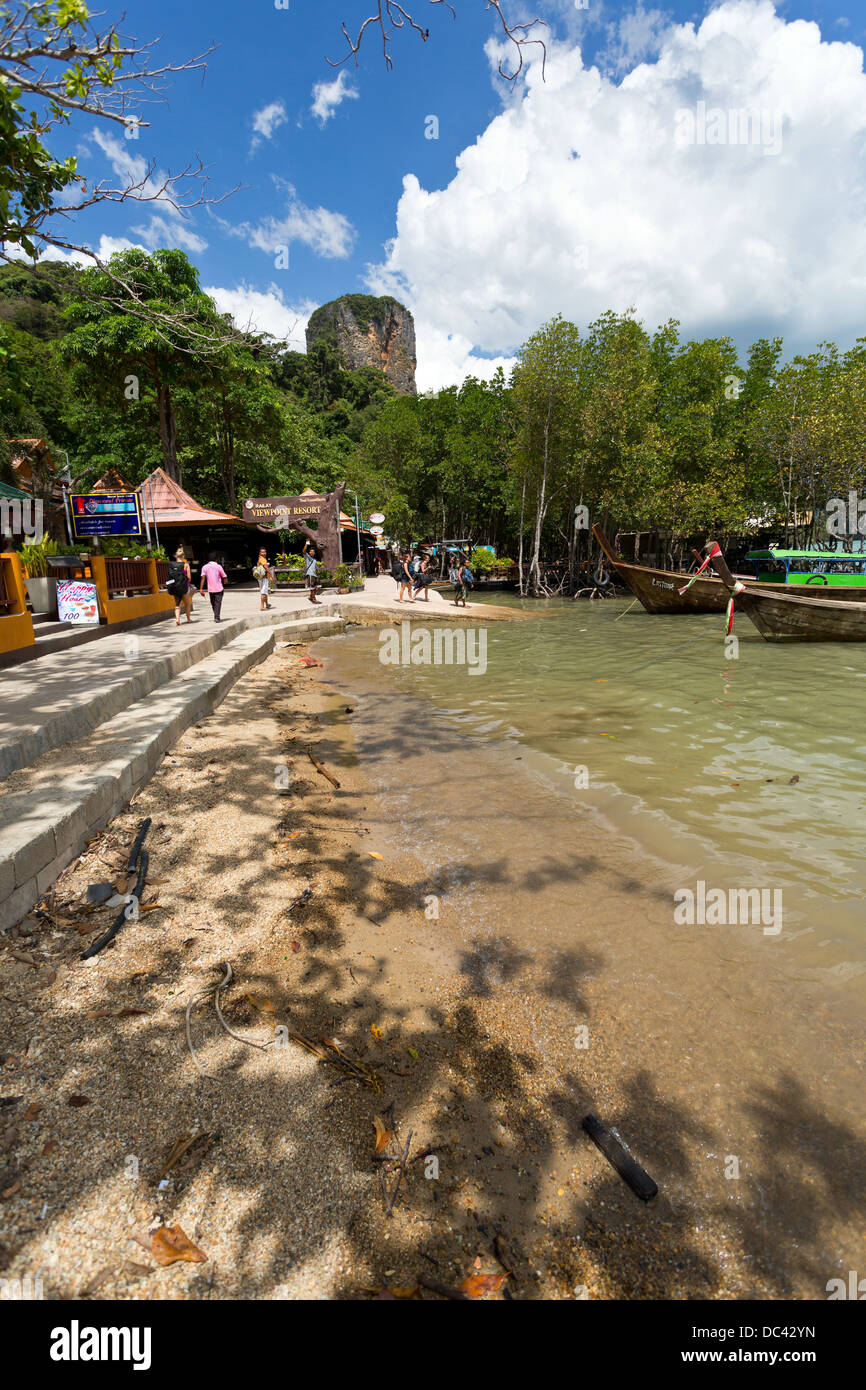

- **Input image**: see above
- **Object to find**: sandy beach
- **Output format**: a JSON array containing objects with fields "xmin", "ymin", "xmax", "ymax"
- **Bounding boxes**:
[{"xmin": 1, "ymin": 630, "xmax": 863, "ymax": 1301}]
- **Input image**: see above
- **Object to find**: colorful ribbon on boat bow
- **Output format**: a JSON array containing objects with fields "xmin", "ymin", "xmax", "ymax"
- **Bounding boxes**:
[
  {"xmin": 725, "ymin": 580, "xmax": 746, "ymax": 635},
  {"xmin": 678, "ymin": 541, "xmax": 723, "ymax": 595}
]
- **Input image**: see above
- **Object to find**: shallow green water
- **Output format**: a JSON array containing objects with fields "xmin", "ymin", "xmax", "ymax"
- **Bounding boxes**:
[{"xmin": 331, "ymin": 592, "xmax": 866, "ymax": 984}]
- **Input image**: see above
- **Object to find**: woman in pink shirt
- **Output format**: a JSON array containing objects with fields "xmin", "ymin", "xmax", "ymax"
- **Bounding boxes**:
[{"xmin": 199, "ymin": 552, "xmax": 227, "ymax": 622}]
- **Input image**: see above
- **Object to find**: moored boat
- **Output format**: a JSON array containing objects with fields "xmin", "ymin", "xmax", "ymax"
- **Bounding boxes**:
[
  {"xmin": 707, "ymin": 543, "xmax": 866, "ymax": 641},
  {"xmin": 593, "ymin": 525, "xmax": 730, "ymax": 613},
  {"xmin": 593, "ymin": 525, "xmax": 866, "ymax": 615}
]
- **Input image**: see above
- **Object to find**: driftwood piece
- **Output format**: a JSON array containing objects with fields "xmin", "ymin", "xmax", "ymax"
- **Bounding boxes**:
[{"xmin": 306, "ymin": 748, "xmax": 340, "ymax": 789}]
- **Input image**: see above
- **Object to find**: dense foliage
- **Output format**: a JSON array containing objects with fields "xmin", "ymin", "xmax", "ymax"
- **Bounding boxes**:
[{"xmin": 2, "ymin": 249, "xmax": 866, "ymax": 593}]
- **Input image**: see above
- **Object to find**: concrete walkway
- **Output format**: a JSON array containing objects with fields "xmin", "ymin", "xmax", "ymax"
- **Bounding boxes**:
[
  {"xmin": 0, "ymin": 578, "xmax": 525, "ymax": 931},
  {"xmin": 0, "ymin": 578, "xmax": 514, "ymax": 776}
]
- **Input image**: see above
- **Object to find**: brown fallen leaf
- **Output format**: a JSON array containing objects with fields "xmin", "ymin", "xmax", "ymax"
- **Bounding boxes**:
[
  {"xmin": 289, "ymin": 941, "xmax": 301, "ymax": 954},
  {"xmin": 370, "ymin": 1023, "xmax": 383, "ymax": 1042},
  {"xmin": 246, "ymin": 995, "xmax": 276, "ymax": 1014},
  {"xmin": 42, "ymin": 1140, "xmax": 58, "ymax": 1156},
  {"xmin": 122, "ymin": 1261, "xmax": 153, "ymax": 1277},
  {"xmin": 373, "ymin": 1115, "xmax": 393, "ymax": 1154},
  {"xmin": 368, "ymin": 852, "xmax": 384, "ymax": 861},
  {"xmin": 67, "ymin": 1095, "xmax": 91, "ymax": 1107},
  {"xmin": 1, "ymin": 1181, "xmax": 22, "ymax": 1199},
  {"xmin": 789, "ymin": 774, "xmax": 800, "ymax": 785},
  {"xmin": 150, "ymin": 1224, "xmax": 207, "ymax": 1267},
  {"xmin": 86, "ymin": 1008, "xmax": 112, "ymax": 1019},
  {"xmin": 20, "ymin": 1103, "xmax": 40, "ymax": 1122},
  {"xmin": 117, "ymin": 1008, "xmax": 149, "ymax": 1018},
  {"xmin": 460, "ymin": 1271, "xmax": 509, "ymax": 1299}
]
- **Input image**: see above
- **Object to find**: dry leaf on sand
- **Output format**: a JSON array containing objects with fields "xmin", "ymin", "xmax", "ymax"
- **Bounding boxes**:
[
  {"xmin": 460, "ymin": 1271, "xmax": 509, "ymax": 1299},
  {"xmin": 150, "ymin": 1224, "xmax": 207, "ymax": 1266},
  {"xmin": 373, "ymin": 1115, "xmax": 393, "ymax": 1154}
]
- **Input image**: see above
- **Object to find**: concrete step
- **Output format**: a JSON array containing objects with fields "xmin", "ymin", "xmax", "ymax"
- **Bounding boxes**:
[
  {"xmin": 0, "ymin": 627, "xmax": 278, "ymax": 932},
  {"xmin": 0, "ymin": 615, "xmax": 255, "ymax": 781}
]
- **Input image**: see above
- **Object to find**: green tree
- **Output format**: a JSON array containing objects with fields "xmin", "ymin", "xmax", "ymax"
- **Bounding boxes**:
[
  {"xmin": 511, "ymin": 315, "xmax": 583, "ymax": 594},
  {"xmin": 63, "ymin": 248, "xmax": 230, "ymax": 482}
]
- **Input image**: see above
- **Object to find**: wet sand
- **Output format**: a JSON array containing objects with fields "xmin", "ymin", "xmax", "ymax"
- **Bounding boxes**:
[
  {"xmin": 312, "ymin": 628, "xmax": 866, "ymax": 1299},
  {"xmin": 1, "ymin": 635, "xmax": 863, "ymax": 1300}
]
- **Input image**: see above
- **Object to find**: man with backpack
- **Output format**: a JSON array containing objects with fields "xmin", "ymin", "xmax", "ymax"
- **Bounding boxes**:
[{"xmin": 166, "ymin": 546, "xmax": 193, "ymax": 626}]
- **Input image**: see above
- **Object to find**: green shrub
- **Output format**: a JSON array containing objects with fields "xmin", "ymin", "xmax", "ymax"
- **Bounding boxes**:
[
  {"xmin": 333, "ymin": 564, "xmax": 352, "ymax": 588},
  {"xmin": 19, "ymin": 535, "xmax": 58, "ymax": 577}
]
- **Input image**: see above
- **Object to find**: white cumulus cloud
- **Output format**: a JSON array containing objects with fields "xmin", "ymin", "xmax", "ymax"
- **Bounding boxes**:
[
  {"xmin": 227, "ymin": 182, "xmax": 356, "ymax": 261},
  {"xmin": 205, "ymin": 283, "xmax": 316, "ymax": 347},
  {"xmin": 311, "ymin": 71, "xmax": 359, "ymax": 125},
  {"xmin": 366, "ymin": 0, "xmax": 866, "ymax": 389},
  {"xmin": 250, "ymin": 100, "xmax": 288, "ymax": 152}
]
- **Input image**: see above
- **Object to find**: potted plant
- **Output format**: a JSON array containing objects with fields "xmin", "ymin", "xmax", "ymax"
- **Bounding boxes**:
[
  {"xmin": 274, "ymin": 551, "xmax": 306, "ymax": 588},
  {"xmin": 20, "ymin": 536, "xmax": 60, "ymax": 615},
  {"xmin": 334, "ymin": 563, "xmax": 352, "ymax": 594}
]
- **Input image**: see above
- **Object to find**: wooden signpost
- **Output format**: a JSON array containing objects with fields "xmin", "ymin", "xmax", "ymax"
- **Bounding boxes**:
[{"xmin": 242, "ymin": 484, "xmax": 346, "ymax": 570}]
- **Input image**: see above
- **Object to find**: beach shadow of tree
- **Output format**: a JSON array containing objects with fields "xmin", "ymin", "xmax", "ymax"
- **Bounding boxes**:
[{"xmin": 5, "ymin": 647, "xmax": 864, "ymax": 1303}]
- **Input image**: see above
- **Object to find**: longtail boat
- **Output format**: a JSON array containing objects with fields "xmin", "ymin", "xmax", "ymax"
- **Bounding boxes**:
[
  {"xmin": 593, "ymin": 525, "xmax": 730, "ymax": 612},
  {"xmin": 593, "ymin": 525, "xmax": 866, "ymax": 615},
  {"xmin": 707, "ymin": 542, "xmax": 866, "ymax": 641}
]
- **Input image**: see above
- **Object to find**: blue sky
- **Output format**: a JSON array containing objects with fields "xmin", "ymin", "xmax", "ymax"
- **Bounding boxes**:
[{"xmin": 37, "ymin": 1, "xmax": 866, "ymax": 386}]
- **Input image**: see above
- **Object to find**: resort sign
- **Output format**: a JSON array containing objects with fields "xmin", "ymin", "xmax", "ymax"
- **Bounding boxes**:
[
  {"xmin": 242, "ymin": 495, "xmax": 328, "ymax": 527},
  {"xmin": 70, "ymin": 492, "xmax": 142, "ymax": 539}
]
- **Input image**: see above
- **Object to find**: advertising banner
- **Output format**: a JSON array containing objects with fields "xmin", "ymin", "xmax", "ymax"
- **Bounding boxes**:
[
  {"xmin": 57, "ymin": 580, "xmax": 101, "ymax": 625},
  {"xmin": 70, "ymin": 493, "xmax": 142, "ymax": 539}
]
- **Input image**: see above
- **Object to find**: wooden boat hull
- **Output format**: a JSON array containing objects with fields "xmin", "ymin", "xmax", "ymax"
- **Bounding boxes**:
[
  {"xmin": 731, "ymin": 588, "xmax": 866, "ymax": 641},
  {"xmin": 592, "ymin": 526, "xmax": 866, "ymax": 614},
  {"xmin": 605, "ymin": 560, "xmax": 730, "ymax": 613}
]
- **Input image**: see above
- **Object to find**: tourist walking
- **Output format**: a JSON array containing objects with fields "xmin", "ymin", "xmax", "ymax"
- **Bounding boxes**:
[
  {"xmin": 303, "ymin": 540, "xmax": 320, "ymax": 605},
  {"xmin": 254, "ymin": 547, "xmax": 273, "ymax": 611},
  {"xmin": 398, "ymin": 550, "xmax": 414, "ymax": 603},
  {"xmin": 449, "ymin": 555, "xmax": 467, "ymax": 607},
  {"xmin": 413, "ymin": 551, "xmax": 431, "ymax": 602},
  {"xmin": 390, "ymin": 550, "xmax": 404, "ymax": 594},
  {"xmin": 167, "ymin": 546, "xmax": 193, "ymax": 626},
  {"xmin": 200, "ymin": 551, "xmax": 227, "ymax": 622}
]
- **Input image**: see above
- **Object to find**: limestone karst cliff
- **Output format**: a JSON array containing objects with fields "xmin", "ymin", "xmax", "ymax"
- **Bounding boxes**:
[{"xmin": 305, "ymin": 294, "xmax": 417, "ymax": 395}]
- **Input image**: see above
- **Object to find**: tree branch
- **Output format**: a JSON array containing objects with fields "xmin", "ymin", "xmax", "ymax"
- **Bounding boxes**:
[{"xmin": 327, "ymin": 1, "xmax": 546, "ymax": 81}]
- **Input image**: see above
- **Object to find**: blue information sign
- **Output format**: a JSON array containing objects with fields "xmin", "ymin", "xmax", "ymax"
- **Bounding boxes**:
[{"xmin": 70, "ymin": 493, "xmax": 142, "ymax": 539}]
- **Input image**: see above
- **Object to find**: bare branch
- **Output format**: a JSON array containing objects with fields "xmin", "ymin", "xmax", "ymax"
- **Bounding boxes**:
[{"xmin": 326, "ymin": 0, "xmax": 546, "ymax": 81}]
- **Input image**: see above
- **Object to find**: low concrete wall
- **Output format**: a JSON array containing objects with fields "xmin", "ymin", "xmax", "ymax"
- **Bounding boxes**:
[
  {"xmin": 90, "ymin": 555, "xmax": 175, "ymax": 625},
  {"xmin": 0, "ymin": 553, "xmax": 35, "ymax": 656},
  {"xmin": 0, "ymin": 628, "xmax": 276, "ymax": 932}
]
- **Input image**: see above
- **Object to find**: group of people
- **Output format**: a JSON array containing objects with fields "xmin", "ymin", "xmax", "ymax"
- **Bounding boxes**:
[
  {"xmin": 390, "ymin": 550, "xmax": 474, "ymax": 606},
  {"xmin": 391, "ymin": 550, "xmax": 432, "ymax": 603},
  {"xmin": 166, "ymin": 547, "xmax": 229, "ymax": 624}
]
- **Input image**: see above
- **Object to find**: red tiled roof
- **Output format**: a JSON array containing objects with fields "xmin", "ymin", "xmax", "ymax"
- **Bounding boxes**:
[{"xmin": 137, "ymin": 467, "xmax": 246, "ymax": 526}]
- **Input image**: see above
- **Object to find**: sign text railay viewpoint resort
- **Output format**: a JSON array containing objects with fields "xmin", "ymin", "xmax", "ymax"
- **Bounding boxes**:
[{"xmin": 242, "ymin": 496, "xmax": 328, "ymax": 527}]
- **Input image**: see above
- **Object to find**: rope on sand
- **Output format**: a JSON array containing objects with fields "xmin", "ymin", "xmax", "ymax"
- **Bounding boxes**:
[{"xmin": 185, "ymin": 962, "xmax": 270, "ymax": 1078}]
